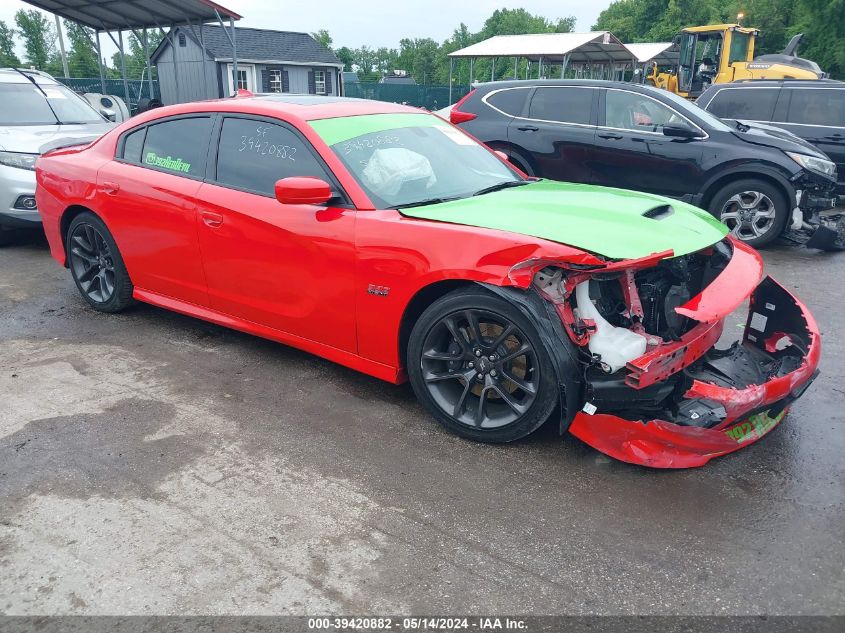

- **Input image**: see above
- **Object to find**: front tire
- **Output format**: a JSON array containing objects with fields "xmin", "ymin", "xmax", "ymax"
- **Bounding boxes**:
[
  {"xmin": 708, "ymin": 178, "xmax": 789, "ymax": 248},
  {"xmin": 66, "ymin": 212, "xmax": 133, "ymax": 312},
  {"xmin": 407, "ymin": 288, "xmax": 558, "ymax": 443}
]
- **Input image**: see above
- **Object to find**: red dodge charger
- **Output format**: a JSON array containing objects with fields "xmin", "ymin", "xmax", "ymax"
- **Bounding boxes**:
[{"xmin": 35, "ymin": 94, "xmax": 820, "ymax": 468}]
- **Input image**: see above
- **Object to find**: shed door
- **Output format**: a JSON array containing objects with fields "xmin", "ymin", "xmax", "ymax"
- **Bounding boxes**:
[{"xmin": 227, "ymin": 63, "xmax": 256, "ymax": 94}]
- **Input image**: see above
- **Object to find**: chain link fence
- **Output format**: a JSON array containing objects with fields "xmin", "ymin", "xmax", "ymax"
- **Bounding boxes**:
[
  {"xmin": 343, "ymin": 83, "xmax": 471, "ymax": 111},
  {"xmin": 54, "ymin": 77, "xmax": 463, "ymax": 112},
  {"xmin": 56, "ymin": 78, "xmax": 160, "ymax": 111}
]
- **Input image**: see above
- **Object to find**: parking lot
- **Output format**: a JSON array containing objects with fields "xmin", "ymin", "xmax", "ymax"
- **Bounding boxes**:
[{"xmin": 1, "ymin": 230, "xmax": 843, "ymax": 615}]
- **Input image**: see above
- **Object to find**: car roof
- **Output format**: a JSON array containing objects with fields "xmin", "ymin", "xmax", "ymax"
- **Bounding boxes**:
[
  {"xmin": 707, "ymin": 78, "xmax": 844, "ymax": 88},
  {"xmin": 470, "ymin": 79, "xmax": 666, "ymax": 96},
  {"xmin": 0, "ymin": 68, "xmax": 60, "ymax": 84},
  {"xmin": 124, "ymin": 94, "xmax": 426, "ymax": 127}
]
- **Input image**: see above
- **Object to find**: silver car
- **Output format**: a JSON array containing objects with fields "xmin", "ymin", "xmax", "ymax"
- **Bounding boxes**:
[{"xmin": 0, "ymin": 68, "xmax": 114, "ymax": 245}]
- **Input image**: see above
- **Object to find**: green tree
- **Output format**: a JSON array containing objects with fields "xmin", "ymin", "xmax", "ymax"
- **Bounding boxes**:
[
  {"xmin": 311, "ymin": 29, "xmax": 333, "ymax": 51},
  {"xmin": 335, "ymin": 45, "xmax": 354, "ymax": 71},
  {"xmin": 593, "ymin": 0, "xmax": 844, "ymax": 78},
  {"xmin": 110, "ymin": 30, "xmax": 164, "ymax": 80},
  {"xmin": 14, "ymin": 9, "xmax": 55, "ymax": 70},
  {"xmin": 396, "ymin": 37, "xmax": 439, "ymax": 84},
  {"xmin": 790, "ymin": 0, "xmax": 845, "ymax": 78},
  {"xmin": 65, "ymin": 20, "xmax": 99, "ymax": 77},
  {"xmin": 0, "ymin": 20, "xmax": 20, "ymax": 67}
]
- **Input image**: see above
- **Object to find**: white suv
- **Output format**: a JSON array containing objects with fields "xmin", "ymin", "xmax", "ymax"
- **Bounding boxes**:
[{"xmin": 0, "ymin": 68, "xmax": 114, "ymax": 245}]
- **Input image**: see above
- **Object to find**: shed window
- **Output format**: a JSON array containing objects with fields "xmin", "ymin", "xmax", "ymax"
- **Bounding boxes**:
[
  {"xmin": 314, "ymin": 70, "xmax": 326, "ymax": 95},
  {"xmin": 269, "ymin": 70, "xmax": 282, "ymax": 93},
  {"xmin": 178, "ymin": 32, "xmax": 186, "ymax": 47}
]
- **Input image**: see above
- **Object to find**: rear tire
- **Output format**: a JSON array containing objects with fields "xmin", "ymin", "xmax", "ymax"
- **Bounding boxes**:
[
  {"xmin": 66, "ymin": 212, "xmax": 133, "ymax": 312},
  {"xmin": 708, "ymin": 178, "xmax": 789, "ymax": 248},
  {"xmin": 407, "ymin": 287, "xmax": 558, "ymax": 443}
]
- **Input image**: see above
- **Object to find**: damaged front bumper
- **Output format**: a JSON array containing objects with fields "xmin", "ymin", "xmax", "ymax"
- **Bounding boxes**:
[{"xmin": 569, "ymin": 274, "xmax": 821, "ymax": 468}]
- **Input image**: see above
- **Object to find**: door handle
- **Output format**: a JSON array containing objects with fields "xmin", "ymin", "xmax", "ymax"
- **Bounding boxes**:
[
  {"xmin": 598, "ymin": 133, "xmax": 623, "ymax": 140},
  {"xmin": 102, "ymin": 181, "xmax": 120, "ymax": 195},
  {"xmin": 517, "ymin": 125, "xmax": 539, "ymax": 132},
  {"xmin": 201, "ymin": 211, "xmax": 223, "ymax": 228}
]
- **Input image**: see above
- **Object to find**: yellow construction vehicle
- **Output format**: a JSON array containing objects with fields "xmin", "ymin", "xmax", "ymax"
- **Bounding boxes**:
[{"xmin": 647, "ymin": 24, "xmax": 825, "ymax": 99}]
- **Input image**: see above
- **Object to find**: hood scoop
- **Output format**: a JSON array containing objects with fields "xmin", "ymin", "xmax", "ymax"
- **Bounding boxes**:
[{"xmin": 642, "ymin": 205, "xmax": 674, "ymax": 221}]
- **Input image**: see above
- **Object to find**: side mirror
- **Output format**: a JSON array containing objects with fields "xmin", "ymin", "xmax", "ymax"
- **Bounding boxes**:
[
  {"xmin": 275, "ymin": 176, "xmax": 333, "ymax": 205},
  {"xmin": 493, "ymin": 150, "xmax": 508, "ymax": 161},
  {"xmin": 663, "ymin": 122, "xmax": 700, "ymax": 139}
]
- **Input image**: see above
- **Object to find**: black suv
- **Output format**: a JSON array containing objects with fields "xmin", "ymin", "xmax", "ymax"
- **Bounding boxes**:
[
  {"xmin": 696, "ymin": 79, "xmax": 845, "ymax": 201},
  {"xmin": 450, "ymin": 80, "xmax": 838, "ymax": 247}
]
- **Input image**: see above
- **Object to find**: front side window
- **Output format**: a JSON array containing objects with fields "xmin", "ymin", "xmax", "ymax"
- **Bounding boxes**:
[
  {"xmin": 706, "ymin": 88, "xmax": 779, "ymax": 121},
  {"xmin": 605, "ymin": 90, "xmax": 682, "ymax": 132},
  {"xmin": 0, "ymin": 82, "xmax": 104, "ymax": 125},
  {"xmin": 786, "ymin": 89, "xmax": 845, "ymax": 127},
  {"xmin": 314, "ymin": 70, "xmax": 326, "ymax": 95},
  {"xmin": 311, "ymin": 113, "xmax": 521, "ymax": 209},
  {"xmin": 527, "ymin": 87, "xmax": 592, "ymax": 125},
  {"xmin": 141, "ymin": 117, "xmax": 212, "ymax": 177},
  {"xmin": 215, "ymin": 117, "xmax": 331, "ymax": 195}
]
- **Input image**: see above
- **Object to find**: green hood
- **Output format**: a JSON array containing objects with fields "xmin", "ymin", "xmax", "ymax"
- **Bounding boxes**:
[{"xmin": 400, "ymin": 180, "xmax": 728, "ymax": 260}]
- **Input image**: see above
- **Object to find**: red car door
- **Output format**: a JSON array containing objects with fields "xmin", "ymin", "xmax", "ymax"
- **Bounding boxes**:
[
  {"xmin": 195, "ymin": 115, "xmax": 357, "ymax": 352},
  {"xmin": 98, "ymin": 116, "xmax": 214, "ymax": 306}
]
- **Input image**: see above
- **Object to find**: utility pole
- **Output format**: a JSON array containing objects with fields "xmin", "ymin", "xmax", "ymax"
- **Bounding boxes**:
[{"xmin": 55, "ymin": 15, "xmax": 69, "ymax": 77}]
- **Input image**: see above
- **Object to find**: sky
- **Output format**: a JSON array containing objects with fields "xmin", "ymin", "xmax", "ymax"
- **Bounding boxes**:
[{"xmin": 0, "ymin": 0, "xmax": 614, "ymax": 61}]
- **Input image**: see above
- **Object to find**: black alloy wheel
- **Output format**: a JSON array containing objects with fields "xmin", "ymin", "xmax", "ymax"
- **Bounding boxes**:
[
  {"xmin": 408, "ymin": 288, "xmax": 558, "ymax": 443},
  {"xmin": 66, "ymin": 212, "xmax": 133, "ymax": 312},
  {"xmin": 69, "ymin": 222, "xmax": 116, "ymax": 303}
]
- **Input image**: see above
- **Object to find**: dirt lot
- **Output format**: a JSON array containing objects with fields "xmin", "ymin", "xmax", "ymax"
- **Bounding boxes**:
[{"xmin": 1, "ymin": 231, "xmax": 843, "ymax": 616}]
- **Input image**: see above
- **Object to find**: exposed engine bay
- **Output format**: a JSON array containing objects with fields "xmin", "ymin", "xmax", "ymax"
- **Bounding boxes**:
[{"xmin": 530, "ymin": 239, "xmax": 817, "ymax": 432}]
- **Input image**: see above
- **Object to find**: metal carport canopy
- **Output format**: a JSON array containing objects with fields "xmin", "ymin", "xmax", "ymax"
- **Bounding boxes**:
[
  {"xmin": 447, "ymin": 32, "xmax": 635, "ymax": 64},
  {"xmin": 21, "ymin": 0, "xmax": 241, "ymax": 110},
  {"xmin": 624, "ymin": 42, "xmax": 679, "ymax": 66},
  {"xmin": 20, "ymin": 0, "xmax": 241, "ymax": 30}
]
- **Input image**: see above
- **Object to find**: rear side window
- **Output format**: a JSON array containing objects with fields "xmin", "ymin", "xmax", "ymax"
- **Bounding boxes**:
[
  {"xmin": 785, "ymin": 89, "xmax": 845, "ymax": 127},
  {"xmin": 528, "ymin": 87, "xmax": 592, "ymax": 125},
  {"xmin": 215, "ymin": 117, "xmax": 331, "ymax": 196},
  {"xmin": 141, "ymin": 117, "xmax": 213, "ymax": 177},
  {"xmin": 486, "ymin": 88, "xmax": 528, "ymax": 116},
  {"xmin": 121, "ymin": 128, "xmax": 145, "ymax": 163},
  {"xmin": 706, "ymin": 88, "xmax": 779, "ymax": 121}
]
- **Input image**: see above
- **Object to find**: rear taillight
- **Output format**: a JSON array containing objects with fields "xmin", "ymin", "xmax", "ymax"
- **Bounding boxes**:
[{"xmin": 449, "ymin": 90, "xmax": 477, "ymax": 124}]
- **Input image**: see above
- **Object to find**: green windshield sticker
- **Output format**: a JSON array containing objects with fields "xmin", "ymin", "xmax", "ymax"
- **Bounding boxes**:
[
  {"xmin": 309, "ymin": 113, "xmax": 447, "ymax": 146},
  {"xmin": 145, "ymin": 151, "xmax": 191, "ymax": 173}
]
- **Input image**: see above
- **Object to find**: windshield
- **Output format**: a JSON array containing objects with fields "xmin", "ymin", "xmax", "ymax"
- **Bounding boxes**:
[
  {"xmin": 0, "ymin": 82, "xmax": 104, "ymax": 125},
  {"xmin": 310, "ymin": 113, "xmax": 521, "ymax": 208},
  {"xmin": 654, "ymin": 88, "xmax": 733, "ymax": 132}
]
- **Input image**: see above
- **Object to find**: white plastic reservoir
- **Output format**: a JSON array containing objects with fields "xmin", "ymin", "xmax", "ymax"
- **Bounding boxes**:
[{"xmin": 575, "ymin": 280, "xmax": 647, "ymax": 373}]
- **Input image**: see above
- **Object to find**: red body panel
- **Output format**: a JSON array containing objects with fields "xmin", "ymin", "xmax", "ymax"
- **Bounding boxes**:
[
  {"xmin": 34, "ymin": 98, "xmax": 591, "ymax": 383},
  {"xmin": 34, "ymin": 97, "xmax": 822, "ymax": 468}
]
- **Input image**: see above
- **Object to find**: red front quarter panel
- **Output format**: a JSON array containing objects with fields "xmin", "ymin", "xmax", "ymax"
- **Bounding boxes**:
[{"xmin": 354, "ymin": 211, "xmax": 594, "ymax": 371}]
